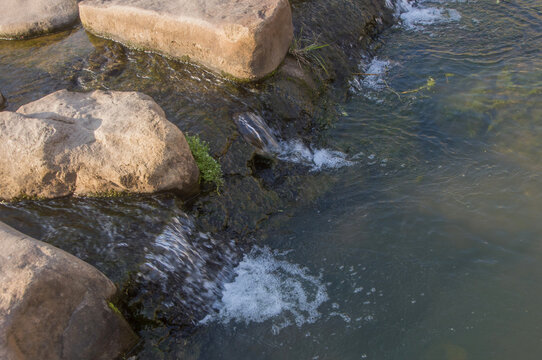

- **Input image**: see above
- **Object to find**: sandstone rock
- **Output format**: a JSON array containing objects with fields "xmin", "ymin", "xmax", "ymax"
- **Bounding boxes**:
[
  {"xmin": 79, "ymin": 0, "xmax": 293, "ymax": 80},
  {"xmin": 0, "ymin": 89, "xmax": 199, "ymax": 200},
  {"xmin": 0, "ymin": 222, "xmax": 138, "ymax": 360},
  {"xmin": 0, "ymin": 0, "xmax": 79, "ymax": 40}
]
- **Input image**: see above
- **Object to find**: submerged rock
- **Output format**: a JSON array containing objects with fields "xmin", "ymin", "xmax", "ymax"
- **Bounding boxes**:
[
  {"xmin": 79, "ymin": 0, "xmax": 293, "ymax": 80},
  {"xmin": 234, "ymin": 112, "xmax": 281, "ymax": 155},
  {"xmin": 0, "ymin": 89, "xmax": 199, "ymax": 200},
  {"xmin": 0, "ymin": 0, "xmax": 79, "ymax": 40},
  {"xmin": 0, "ymin": 221, "xmax": 138, "ymax": 360}
]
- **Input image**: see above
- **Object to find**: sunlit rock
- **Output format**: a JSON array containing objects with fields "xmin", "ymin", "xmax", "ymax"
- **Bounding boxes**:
[
  {"xmin": 0, "ymin": 0, "xmax": 79, "ymax": 40},
  {"xmin": 0, "ymin": 89, "xmax": 199, "ymax": 200},
  {"xmin": 0, "ymin": 221, "xmax": 137, "ymax": 360},
  {"xmin": 79, "ymin": 0, "xmax": 293, "ymax": 80}
]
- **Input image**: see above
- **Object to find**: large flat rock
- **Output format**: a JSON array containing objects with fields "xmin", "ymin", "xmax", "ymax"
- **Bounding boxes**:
[
  {"xmin": 0, "ymin": 0, "xmax": 79, "ymax": 40},
  {"xmin": 79, "ymin": 0, "xmax": 293, "ymax": 80},
  {"xmin": 0, "ymin": 90, "xmax": 199, "ymax": 200},
  {"xmin": 0, "ymin": 222, "xmax": 137, "ymax": 360}
]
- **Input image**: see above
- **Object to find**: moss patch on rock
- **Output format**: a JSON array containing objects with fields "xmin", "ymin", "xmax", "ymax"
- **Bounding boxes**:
[{"xmin": 186, "ymin": 134, "xmax": 224, "ymax": 191}]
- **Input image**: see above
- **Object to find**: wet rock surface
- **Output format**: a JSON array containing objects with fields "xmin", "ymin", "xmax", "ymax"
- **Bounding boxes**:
[
  {"xmin": 0, "ymin": 0, "xmax": 396, "ymax": 357},
  {"xmin": 0, "ymin": 0, "xmax": 79, "ymax": 40},
  {"xmin": 0, "ymin": 89, "xmax": 199, "ymax": 200},
  {"xmin": 79, "ymin": 0, "xmax": 293, "ymax": 80},
  {"xmin": 0, "ymin": 221, "xmax": 137, "ymax": 360}
]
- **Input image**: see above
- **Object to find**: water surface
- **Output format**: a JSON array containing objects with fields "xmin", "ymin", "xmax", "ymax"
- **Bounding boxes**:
[{"xmin": 192, "ymin": 1, "xmax": 542, "ymax": 359}]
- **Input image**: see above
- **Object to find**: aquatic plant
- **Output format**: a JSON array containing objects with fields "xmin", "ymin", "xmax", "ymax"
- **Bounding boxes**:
[
  {"xmin": 186, "ymin": 134, "xmax": 224, "ymax": 192},
  {"xmin": 399, "ymin": 76, "xmax": 435, "ymax": 94}
]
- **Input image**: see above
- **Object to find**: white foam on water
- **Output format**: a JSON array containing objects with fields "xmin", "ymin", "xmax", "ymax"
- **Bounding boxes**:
[
  {"xmin": 277, "ymin": 140, "xmax": 354, "ymax": 171},
  {"xmin": 349, "ymin": 57, "xmax": 394, "ymax": 98},
  {"xmin": 361, "ymin": 58, "xmax": 393, "ymax": 91},
  {"xmin": 202, "ymin": 246, "xmax": 329, "ymax": 333},
  {"xmin": 392, "ymin": 0, "xmax": 461, "ymax": 30}
]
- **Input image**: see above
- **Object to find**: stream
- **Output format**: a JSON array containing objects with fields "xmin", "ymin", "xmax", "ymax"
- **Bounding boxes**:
[{"xmin": 1, "ymin": 0, "xmax": 542, "ymax": 359}]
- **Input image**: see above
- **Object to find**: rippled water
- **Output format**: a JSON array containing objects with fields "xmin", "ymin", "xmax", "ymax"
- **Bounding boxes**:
[
  {"xmin": 185, "ymin": 0, "xmax": 542, "ymax": 359},
  {"xmin": 1, "ymin": 0, "xmax": 541, "ymax": 358}
]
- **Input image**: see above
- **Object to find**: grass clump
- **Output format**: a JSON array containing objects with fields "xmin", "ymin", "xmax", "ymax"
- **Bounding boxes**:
[
  {"xmin": 186, "ymin": 134, "xmax": 224, "ymax": 192},
  {"xmin": 289, "ymin": 29, "xmax": 330, "ymax": 76}
]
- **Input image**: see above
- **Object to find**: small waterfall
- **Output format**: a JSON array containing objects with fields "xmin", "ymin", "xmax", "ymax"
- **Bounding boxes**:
[
  {"xmin": 234, "ymin": 112, "xmax": 355, "ymax": 171},
  {"xmin": 138, "ymin": 215, "xmax": 240, "ymax": 323},
  {"xmin": 233, "ymin": 112, "xmax": 281, "ymax": 155},
  {"xmin": 139, "ymin": 217, "xmax": 329, "ymax": 332}
]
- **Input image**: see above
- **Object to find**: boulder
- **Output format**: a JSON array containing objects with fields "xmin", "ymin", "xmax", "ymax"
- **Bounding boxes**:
[
  {"xmin": 79, "ymin": 0, "xmax": 293, "ymax": 80},
  {"xmin": 0, "ymin": 222, "xmax": 138, "ymax": 360},
  {"xmin": 0, "ymin": 89, "xmax": 199, "ymax": 200},
  {"xmin": 0, "ymin": 0, "xmax": 79, "ymax": 40}
]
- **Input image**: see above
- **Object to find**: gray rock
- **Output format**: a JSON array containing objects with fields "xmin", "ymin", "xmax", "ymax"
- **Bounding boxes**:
[
  {"xmin": 79, "ymin": 0, "xmax": 293, "ymax": 80},
  {"xmin": 0, "ymin": 221, "xmax": 138, "ymax": 360},
  {"xmin": 0, "ymin": 0, "xmax": 79, "ymax": 40},
  {"xmin": 0, "ymin": 89, "xmax": 199, "ymax": 200}
]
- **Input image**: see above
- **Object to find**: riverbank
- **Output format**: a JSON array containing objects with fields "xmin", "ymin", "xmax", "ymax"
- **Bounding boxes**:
[{"xmin": 0, "ymin": 0, "xmax": 397, "ymax": 357}]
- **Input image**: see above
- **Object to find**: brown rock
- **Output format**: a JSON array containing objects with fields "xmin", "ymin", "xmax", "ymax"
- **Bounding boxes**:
[
  {"xmin": 0, "ymin": 91, "xmax": 5, "ymax": 109},
  {"xmin": 79, "ymin": 0, "xmax": 294, "ymax": 80},
  {"xmin": 0, "ymin": 89, "xmax": 199, "ymax": 200},
  {"xmin": 0, "ymin": 0, "xmax": 79, "ymax": 40},
  {"xmin": 0, "ymin": 222, "xmax": 137, "ymax": 360}
]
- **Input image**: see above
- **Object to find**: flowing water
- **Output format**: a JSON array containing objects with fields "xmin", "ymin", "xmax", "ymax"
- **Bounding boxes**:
[
  {"xmin": 185, "ymin": 1, "xmax": 542, "ymax": 359},
  {"xmin": 1, "ymin": 0, "xmax": 542, "ymax": 359}
]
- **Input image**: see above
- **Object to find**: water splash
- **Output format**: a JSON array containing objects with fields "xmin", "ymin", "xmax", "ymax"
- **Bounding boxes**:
[
  {"xmin": 350, "ymin": 57, "xmax": 395, "ymax": 100},
  {"xmin": 391, "ymin": 0, "xmax": 461, "ymax": 30},
  {"xmin": 202, "ymin": 246, "xmax": 329, "ymax": 334},
  {"xmin": 278, "ymin": 140, "xmax": 354, "ymax": 172},
  {"xmin": 350, "ymin": 57, "xmax": 394, "ymax": 94}
]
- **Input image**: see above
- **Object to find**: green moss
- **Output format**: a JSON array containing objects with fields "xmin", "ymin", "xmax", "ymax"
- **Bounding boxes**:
[
  {"xmin": 7, "ymin": 193, "xmax": 45, "ymax": 202},
  {"xmin": 86, "ymin": 189, "xmax": 129, "ymax": 198},
  {"xmin": 108, "ymin": 301, "xmax": 122, "ymax": 315},
  {"xmin": 186, "ymin": 134, "xmax": 224, "ymax": 192}
]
